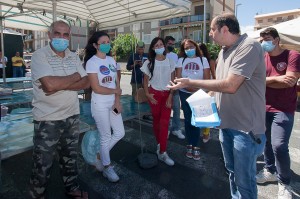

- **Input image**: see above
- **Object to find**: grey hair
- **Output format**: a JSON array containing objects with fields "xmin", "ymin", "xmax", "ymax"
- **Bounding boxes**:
[{"xmin": 48, "ymin": 20, "xmax": 70, "ymax": 33}]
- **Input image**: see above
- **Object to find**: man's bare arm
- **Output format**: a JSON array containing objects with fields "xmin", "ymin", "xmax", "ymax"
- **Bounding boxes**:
[
  {"xmin": 267, "ymin": 71, "xmax": 299, "ymax": 89},
  {"xmin": 168, "ymin": 73, "xmax": 246, "ymax": 94},
  {"xmin": 39, "ymin": 72, "xmax": 81, "ymax": 93},
  {"xmin": 66, "ymin": 76, "xmax": 90, "ymax": 91}
]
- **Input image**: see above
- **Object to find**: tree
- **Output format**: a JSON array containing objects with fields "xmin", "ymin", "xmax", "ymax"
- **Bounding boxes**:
[
  {"xmin": 206, "ymin": 43, "xmax": 221, "ymax": 60},
  {"xmin": 112, "ymin": 33, "xmax": 138, "ymax": 61}
]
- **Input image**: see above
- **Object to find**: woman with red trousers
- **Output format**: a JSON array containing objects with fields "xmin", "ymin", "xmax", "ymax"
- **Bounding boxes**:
[{"xmin": 141, "ymin": 37, "xmax": 176, "ymax": 166}]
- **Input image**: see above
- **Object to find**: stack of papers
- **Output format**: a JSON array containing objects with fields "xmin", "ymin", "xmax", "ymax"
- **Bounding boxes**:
[{"xmin": 186, "ymin": 89, "xmax": 221, "ymax": 127}]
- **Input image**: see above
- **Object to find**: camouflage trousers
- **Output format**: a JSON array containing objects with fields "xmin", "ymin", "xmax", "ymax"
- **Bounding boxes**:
[{"xmin": 29, "ymin": 115, "xmax": 80, "ymax": 199}]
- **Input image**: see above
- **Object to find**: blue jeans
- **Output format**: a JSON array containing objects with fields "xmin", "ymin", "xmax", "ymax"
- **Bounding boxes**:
[
  {"xmin": 264, "ymin": 112, "xmax": 294, "ymax": 185},
  {"xmin": 179, "ymin": 91, "xmax": 201, "ymax": 147},
  {"xmin": 170, "ymin": 90, "xmax": 181, "ymax": 131},
  {"xmin": 219, "ymin": 128, "xmax": 266, "ymax": 199},
  {"xmin": 13, "ymin": 66, "xmax": 24, "ymax": 77}
]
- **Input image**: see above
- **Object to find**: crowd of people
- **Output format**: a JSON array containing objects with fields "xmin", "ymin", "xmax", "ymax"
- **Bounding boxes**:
[{"xmin": 22, "ymin": 12, "xmax": 299, "ymax": 199}]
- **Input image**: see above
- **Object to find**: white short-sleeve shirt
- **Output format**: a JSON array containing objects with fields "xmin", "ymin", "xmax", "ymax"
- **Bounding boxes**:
[
  {"xmin": 178, "ymin": 57, "xmax": 210, "ymax": 93},
  {"xmin": 141, "ymin": 58, "xmax": 175, "ymax": 91},
  {"xmin": 86, "ymin": 55, "xmax": 117, "ymax": 102},
  {"xmin": 0, "ymin": 57, "xmax": 7, "ymax": 68},
  {"xmin": 166, "ymin": 52, "xmax": 178, "ymax": 66}
]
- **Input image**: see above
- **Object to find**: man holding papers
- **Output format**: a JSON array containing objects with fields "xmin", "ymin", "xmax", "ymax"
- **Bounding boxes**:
[{"xmin": 168, "ymin": 13, "xmax": 266, "ymax": 199}]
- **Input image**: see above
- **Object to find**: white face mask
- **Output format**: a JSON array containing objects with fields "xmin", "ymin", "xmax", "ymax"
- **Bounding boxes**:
[{"xmin": 154, "ymin": 47, "xmax": 165, "ymax": 55}]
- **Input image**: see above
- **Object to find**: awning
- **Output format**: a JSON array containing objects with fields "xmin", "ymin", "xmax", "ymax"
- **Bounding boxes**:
[{"xmin": 0, "ymin": 0, "xmax": 191, "ymax": 30}]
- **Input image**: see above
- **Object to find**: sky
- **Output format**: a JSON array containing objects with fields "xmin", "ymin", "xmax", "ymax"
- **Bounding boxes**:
[{"xmin": 236, "ymin": 0, "xmax": 300, "ymax": 33}]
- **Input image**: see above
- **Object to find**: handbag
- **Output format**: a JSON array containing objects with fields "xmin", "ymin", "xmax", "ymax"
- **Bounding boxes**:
[
  {"xmin": 186, "ymin": 89, "xmax": 221, "ymax": 128},
  {"xmin": 134, "ymin": 88, "xmax": 148, "ymax": 103}
]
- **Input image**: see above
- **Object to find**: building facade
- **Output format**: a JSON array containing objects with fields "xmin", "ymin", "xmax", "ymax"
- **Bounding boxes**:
[
  {"xmin": 9, "ymin": 24, "xmax": 88, "ymax": 53},
  {"xmin": 159, "ymin": 0, "xmax": 234, "ymax": 44},
  {"xmin": 254, "ymin": 9, "xmax": 300, "ymax": 30},
  {"xmin": 107, "ymin": 0, "xmax": 235, "ymax": 51}
]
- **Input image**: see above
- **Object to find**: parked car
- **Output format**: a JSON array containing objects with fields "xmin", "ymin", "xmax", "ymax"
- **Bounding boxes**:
[{"xmin": 23, "ymin": 54, "xmax": 32, "ymax": 68}]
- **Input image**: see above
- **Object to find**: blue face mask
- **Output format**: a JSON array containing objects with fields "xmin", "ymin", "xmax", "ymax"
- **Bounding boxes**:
[
  {"xmin": 261, "ymin": 40, "xmax": 275, "ymax": 52},
  {"xmin": 51, "ymin": 38, "xmax": 69, "ymax": 52},
  {"xmin": 99, "ymin": 43, "xmax": 111, "ymax": 54},
  {"xmin": 185, "ymin": 49, "xmax": 196, "ymax": 57},
  {"xmin": 154, "ymin": 47, "xmax": 165, "ymax": 55}
]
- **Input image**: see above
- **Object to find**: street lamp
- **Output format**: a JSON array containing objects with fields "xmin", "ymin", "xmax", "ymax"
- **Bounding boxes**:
[{"xmin": 235, "ymin": 3, "xmax": 242, "ymax": 18}]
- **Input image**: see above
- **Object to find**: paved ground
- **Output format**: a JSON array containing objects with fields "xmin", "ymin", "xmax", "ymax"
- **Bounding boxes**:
[{"xmin": 1, "ymin": 68, "xmax": 300, "ymax": 199}]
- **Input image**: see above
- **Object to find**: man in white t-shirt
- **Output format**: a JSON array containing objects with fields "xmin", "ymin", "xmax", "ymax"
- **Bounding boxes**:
[
  {"xmin": 0, "ymin": 50, "xmax": 7, "ymax": 78},
  {"xmin": 165, "ymin": 36, "xmax": 185, "ymax": 139}
]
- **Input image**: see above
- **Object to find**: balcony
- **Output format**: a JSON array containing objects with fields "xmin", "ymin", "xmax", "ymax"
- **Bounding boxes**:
[
  {"xmin": 24, "ymin": 34, "xmax": 34, "ymax": 41},
  {"xmin": 159, "ymin": 14, "xmax": 210, "ymax": 27}
]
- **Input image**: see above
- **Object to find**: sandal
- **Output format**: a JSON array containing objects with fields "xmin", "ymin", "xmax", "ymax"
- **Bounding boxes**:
[
  {"xmin": 186, "ymin": 145, "xmax": 193, "ymax": 159},
  {"xmin": 66, "ymin": 189, "xmax": 88, "ymax": 199}
]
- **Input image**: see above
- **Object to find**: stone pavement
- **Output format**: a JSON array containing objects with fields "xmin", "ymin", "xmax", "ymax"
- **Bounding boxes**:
[{"xmin": 1, "ymin": 115, "xmax": 300, "ymax": 199}]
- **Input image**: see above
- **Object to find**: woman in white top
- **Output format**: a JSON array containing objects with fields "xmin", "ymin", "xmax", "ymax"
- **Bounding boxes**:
[
  {"xmin": 141, "ymin": 37, "xmax": 176, "ymax": 166},
  {"xmin": 84, "ymin": 31, "xmax": 124, "ymax": 182},
  {"xmin": 177, "ymin": 39, "xmax": 210, "ymax": 161}
]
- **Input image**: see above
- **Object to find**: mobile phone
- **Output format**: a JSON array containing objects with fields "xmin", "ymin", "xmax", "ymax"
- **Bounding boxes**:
[{"xmin": 112, "ymin": 108, "xmax": 119, "ymax": 115}]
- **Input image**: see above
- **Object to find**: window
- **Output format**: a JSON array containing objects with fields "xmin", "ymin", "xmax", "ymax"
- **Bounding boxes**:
[
  {"xmin": 267, "ymin": 18, "xmax": 273, "ymax": 22},
  {"xmin": 117, "ymin": 27, "xmax": 124, "ymax": 32},
  {"xmin": 151, "ymin": 21, "xmax": 159, "ymax": 29},
  {"xmin": 194, "ymin": 5, "xmax": 204, "ymax": 15},
  {"xmin": 133, "ymin": 23, "xmax": 140, "ymax": 31},
  {"xmin": 276, "ymin": 17, "xmax": 282, "ymax": 22},
  {"xmin": 193, "ymin": 30, "xmax": 202, "ymax": 43},
  {"xmin": 143, "ymin": 34, "xmax": 154, "ymax": 44},
  {"xmin": 258, "ymin": 19, "xmax": 263, "ymax": 23},
  {"xmin": 287, "ymin": 15, "xmax": 294, "ymax": 20}
]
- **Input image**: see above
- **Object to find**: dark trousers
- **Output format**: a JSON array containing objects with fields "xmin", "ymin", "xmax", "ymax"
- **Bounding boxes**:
[
  {"xmin": 264, "ymin": 111, "xmax": 294, "ymax": 185},
  {"xmin": 13, "ymin": 66, "xmax": 24, "ymax": 77},
  {"xmin": 179, "ymin": 91, "xmax": 201, "ymax": 147},
  {"xmin": 29, "ymin": 115, "xmax": 80, "ymax": 198}
]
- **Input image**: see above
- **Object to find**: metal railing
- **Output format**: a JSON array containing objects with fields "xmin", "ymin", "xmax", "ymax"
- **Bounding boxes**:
[{"xmin": 159, "ymin": 14, "xmax": 210, "ymax": 26}]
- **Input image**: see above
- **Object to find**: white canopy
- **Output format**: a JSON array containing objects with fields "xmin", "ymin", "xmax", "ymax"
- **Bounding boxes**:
[
  {"xmin": 0, "ymin": 0, "xmax": 191, "ymax": 83},
  {"xmin": 1, "ymin": 0, "xmax": 191, "ymax": 30},
  {"xmin": 247, "ymin": 18, "xmax": 300, "ymax": 46}
]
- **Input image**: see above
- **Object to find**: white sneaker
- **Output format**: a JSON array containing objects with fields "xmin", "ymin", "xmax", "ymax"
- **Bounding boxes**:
[
  {"xmin": 256, "ymin": 168, "xmax": 277, "ymax": 183},
  {"xmin": 278, "ymin": 183, "xmax": 293, "ymax": 199},
  {"xmin": 157, "ymin": 144, "xmax": 160, "ymax": 153},
  {"xmin": 157, "ymin": 151, "xmax": 174, "ymax": 166},
  {"xmin": 103, "ymin": 166, "xmax": 119, "ymax": 182},
  {"xmin": 94, "ymin": 158, "xmax": 104, "ymax": 172},
  {"xmin": 172, "ymin": 130, "xmax": 185, "ymax": 139}
]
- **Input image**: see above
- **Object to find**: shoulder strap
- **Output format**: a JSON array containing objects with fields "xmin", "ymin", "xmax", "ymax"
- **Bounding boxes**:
[
  {"xmin": 182, "ymin": 57, "xmax": 186, "ymax": 65},
  {"xmin": 199, "ymin": 56, "xmax": 203, "ymax": 65}
]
